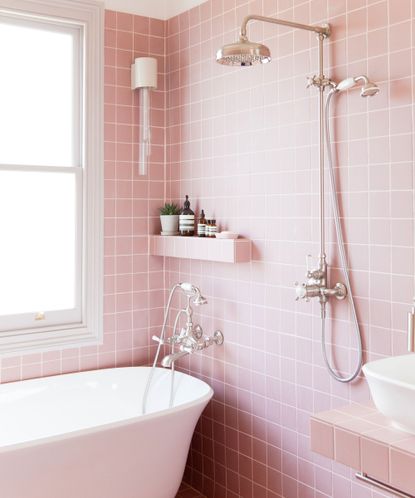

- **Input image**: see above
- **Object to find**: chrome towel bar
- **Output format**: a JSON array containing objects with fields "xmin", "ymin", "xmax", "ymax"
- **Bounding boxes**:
[{"xmin": 355, "ymin": 472, "xmax": 415, "ymax": 498}]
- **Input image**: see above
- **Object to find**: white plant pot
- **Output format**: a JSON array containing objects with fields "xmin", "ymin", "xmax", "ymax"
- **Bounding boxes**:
[{"xmin": 160, "ymin": 215, "xmax": 179, "ymax": 235}]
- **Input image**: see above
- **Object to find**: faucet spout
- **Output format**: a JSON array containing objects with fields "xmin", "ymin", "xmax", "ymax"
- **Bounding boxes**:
[{"xmin": 161, "ymin": 351, "xmax": 189, "ymax": 368}]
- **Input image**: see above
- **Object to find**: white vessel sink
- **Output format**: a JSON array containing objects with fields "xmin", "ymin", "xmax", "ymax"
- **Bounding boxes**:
[{"xmin": 363, "ymin": 354, "xmax": 415, "ymax": 434}]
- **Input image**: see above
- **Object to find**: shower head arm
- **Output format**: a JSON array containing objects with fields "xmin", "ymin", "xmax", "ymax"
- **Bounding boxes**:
[{"xmin": 239, "ymin": 14, "xmax": 330, "ymax": 39}]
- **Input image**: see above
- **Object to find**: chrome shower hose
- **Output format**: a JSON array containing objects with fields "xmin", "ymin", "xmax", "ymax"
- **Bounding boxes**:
[{"xmin": 323, "ymin": 89, "xmax": 363, "ymax": 383}]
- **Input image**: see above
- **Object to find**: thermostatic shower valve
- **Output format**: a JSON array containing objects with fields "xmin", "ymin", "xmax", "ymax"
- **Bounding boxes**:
[{"xmin": 294, "ymin": 254, "xmax": 347, "ymax": 316}]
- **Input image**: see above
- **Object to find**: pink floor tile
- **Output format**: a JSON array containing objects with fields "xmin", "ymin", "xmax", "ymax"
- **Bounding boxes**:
[{"xmin": 176, "ymin": 482, "xmax": 206, "ymax": 498}]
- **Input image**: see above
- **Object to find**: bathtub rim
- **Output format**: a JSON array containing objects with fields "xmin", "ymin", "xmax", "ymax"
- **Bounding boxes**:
[{"xmin": 0, "ymin": 366, "xmax": 213, "ymax": 454}]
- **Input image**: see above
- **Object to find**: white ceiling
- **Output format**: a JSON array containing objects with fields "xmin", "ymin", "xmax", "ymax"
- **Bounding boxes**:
[{"xmin": 104, "ymin": 0, "xmax": 207, "ymax": 20}]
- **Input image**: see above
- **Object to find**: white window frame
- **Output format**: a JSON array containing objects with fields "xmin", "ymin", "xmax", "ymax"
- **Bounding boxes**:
[{"xmin": 0, "ymin": 0, "xmax": 103, "ymax": 356}]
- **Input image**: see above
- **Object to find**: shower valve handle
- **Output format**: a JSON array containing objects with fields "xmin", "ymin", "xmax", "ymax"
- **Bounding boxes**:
[
  {"xmin": 294, "ymin": 282, "xmax": 321, "ymax": 301},
  {"xmin": 294, "ymin": 282, "xmax": 312, "ymax": 302},
  {"xmin": 294, "ymin": 282, "xmax": 307, "ymax": 301},
  {"xmin": 306, "ymin": 76, "xmax": 314, "ymax": 88},
  {"xmin": 152, "ymin": 335, "xmax": 175, "ymax": 345}
]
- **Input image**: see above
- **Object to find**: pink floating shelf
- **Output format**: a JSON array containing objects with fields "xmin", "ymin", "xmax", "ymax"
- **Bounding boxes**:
[{"xmin": 149, "ymin": 235, "xmax": 251, "ymax": 263}]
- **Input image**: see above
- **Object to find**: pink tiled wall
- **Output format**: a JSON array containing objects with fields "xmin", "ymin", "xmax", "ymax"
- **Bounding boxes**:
[
  {"xmin": 0, "ymin": 10, "xmax": 166, "ymax": 383},
  {"xmin": 164, "ymin": 1, "xmax": 415, "ymax": 497}
]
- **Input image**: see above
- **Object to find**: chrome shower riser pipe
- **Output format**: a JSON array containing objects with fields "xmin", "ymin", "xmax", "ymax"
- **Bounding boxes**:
[
  {"xmin": 215, "ymin": 15, "xmax": 363, "ymax": 382},
  {"xmin": 318, "ymin": 33, "xmax": 326, "ymax": 262},
  {"xmin": 239, "ymin": 15, "xmax": 331, "ymax": 262}
]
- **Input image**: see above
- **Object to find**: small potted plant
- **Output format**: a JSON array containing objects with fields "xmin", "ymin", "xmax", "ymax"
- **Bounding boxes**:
[{"xmin": 159, "ymin": 202, "xmax": 180, "ymax": 235}]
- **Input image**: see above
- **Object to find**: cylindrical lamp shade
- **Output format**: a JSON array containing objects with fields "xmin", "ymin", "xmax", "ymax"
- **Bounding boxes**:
[{"xmin": 131, "ymin": 57, "xmax": 158, "ymax": 89}]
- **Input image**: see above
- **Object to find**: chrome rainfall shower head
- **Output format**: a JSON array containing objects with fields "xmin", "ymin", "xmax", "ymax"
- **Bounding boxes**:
[
  {"xmin": 216, "ymin": 14, "xmax": 330, "ymax": 67},
  {"xmin": 334, "ymin": 75, "xmax": 380, "ymax": 97},
  {"xmin": 216, "ymin": 36, "xmax": 271, "ymax": 66}
]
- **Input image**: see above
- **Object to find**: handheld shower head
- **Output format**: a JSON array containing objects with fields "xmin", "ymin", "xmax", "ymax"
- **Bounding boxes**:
[
  {"xmin": 193, "ymin": 294, "xmax": 208, "ymax": 306},
  {"xmin": 334, "ymin": 75, "xmax": 379, "ymax": 97},
  {"xmin": 180, "ymin": 282, "xmax": 195, "ymax": 294},
  {"xmin": 360, "ymin": 81, "xmax": 380, "ymax": 97},
  {"xmin": 334, "ymin": 77, "xmax": 356, "ymax": 92},
  {"xmin": 216, "ymin": 36, "xmax": 271, "ymax": 66},
  {"xmin": 179, "ymin": 282, "xmax": 208, "ymax": 305}
]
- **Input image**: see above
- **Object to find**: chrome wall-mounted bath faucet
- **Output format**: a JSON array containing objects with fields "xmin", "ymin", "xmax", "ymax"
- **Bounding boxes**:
[
  {"xmin": 151, "ymin": 283, "xmax": 223, "ymax": 368},
  {"xmin": 143, "ymin": 282, "xmax": 224, "ymax": 413},
  {"xmin": 160, "ymin": 331, "xmax": 224, "ymax": 368}
]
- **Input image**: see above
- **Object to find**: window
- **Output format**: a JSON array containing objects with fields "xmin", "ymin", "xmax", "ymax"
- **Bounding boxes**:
[{"xmin": 0, "ymin": 0, "xmax": 103, "ymax": 355}]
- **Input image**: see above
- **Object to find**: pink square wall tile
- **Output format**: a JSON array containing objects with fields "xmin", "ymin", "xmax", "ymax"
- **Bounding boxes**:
[
  {"xmin": 334, "ymin": 429, "xmax": 361, "ymax": 470},
  {"xmin": 390, "ymin": 449, "xmax": 415, "ymax": 495},
  {"xmin": 360, "ymin": 438, "xmax": 389, "ymax": 483},
  {"xmin": 310, "ymin": 419, "xmax": 334, "ymax": 459}
]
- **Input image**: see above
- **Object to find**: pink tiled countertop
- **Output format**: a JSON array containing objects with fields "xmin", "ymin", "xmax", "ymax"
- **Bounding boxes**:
[{"xmin": 311, "ymin": 402, "xmax": 415, "ymax": 496}]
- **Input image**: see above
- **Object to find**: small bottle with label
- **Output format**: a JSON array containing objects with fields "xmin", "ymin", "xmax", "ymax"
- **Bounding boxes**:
[
  {"xmin": 205, "ymin": 219, "xmax": 211, "ymax": 237},
  {"xmin": 198, "ymin": 210, "xmax": 206, "ymax": 237},
  {"xmin": 179, "ymin": 195, "xmax": 195, "ymax": 236},
  {"xmin": 211, "ymin": 219, "xmax": 217, "ymax": 237}
]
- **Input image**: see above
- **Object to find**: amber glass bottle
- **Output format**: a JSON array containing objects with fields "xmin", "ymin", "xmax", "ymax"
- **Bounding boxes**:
[
  {"xmin": 198, "ymin": 210, "xmax": 206, "ymax": 237},
  {"xmin": 205, "ymin": 219, "xmax": 211, "ymax": 237},
  {"xmin": 179, "ymin": 195, "xmax": 195, "ymax": 236},
  {"xmin": 211, "ymin": 219, "xmax": 217, "ymax": 237}
]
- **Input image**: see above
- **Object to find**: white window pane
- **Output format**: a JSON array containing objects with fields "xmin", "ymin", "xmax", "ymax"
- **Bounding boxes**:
[
  {"xmin": 0, "ymin": 170, "xmax": 78, "ymax": 315},
  {"xmin": 0, "ymin": 17, "xmax": 80, "ymax": 167}
]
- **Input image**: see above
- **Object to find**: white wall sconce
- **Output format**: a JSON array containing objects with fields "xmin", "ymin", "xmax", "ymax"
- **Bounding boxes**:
[{"xmin": 131, "ymin": 57, "xmax": 158, "ymax": 176}]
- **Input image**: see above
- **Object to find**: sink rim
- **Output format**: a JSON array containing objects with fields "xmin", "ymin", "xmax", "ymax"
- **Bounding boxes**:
[{"xmin": 363, "ymin": 353, "xmax": 415, "ymax": 391}]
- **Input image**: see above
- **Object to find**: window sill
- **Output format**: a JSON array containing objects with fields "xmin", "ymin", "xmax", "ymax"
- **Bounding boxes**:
[{"xmin": 0, "ymin": 323, "xmax": 102, "ymax": 357}]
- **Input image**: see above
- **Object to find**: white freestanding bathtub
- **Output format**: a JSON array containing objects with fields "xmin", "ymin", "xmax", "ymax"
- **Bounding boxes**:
[{"xmin": 0, "ymin": 366, "xmax": 213, "ymax": 498}]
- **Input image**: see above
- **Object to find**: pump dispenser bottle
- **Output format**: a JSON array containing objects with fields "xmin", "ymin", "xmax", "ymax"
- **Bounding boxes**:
[{"xmin": 179, "ymin": 195, "xmax": 195, "ymax": 236}]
